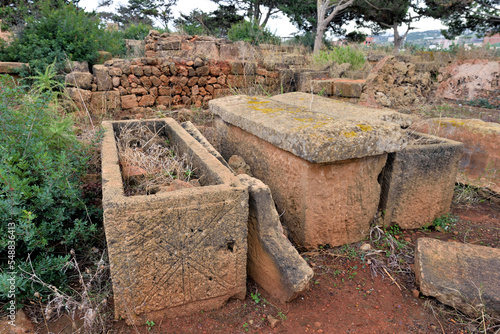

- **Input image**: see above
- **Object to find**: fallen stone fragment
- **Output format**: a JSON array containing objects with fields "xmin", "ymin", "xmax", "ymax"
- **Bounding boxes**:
[
  {"xmin": 267, "ymin": 315, "xmax": 279, "ymax": 328},
  {"xmin": 238, "ymin": 174, "xmax": 314, "ymax": 302},
  {"xmin": 415, "ymin": 238, "xmax": 500, "ymax": 317}
]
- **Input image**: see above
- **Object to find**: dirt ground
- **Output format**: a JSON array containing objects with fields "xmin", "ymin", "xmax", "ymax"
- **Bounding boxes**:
[{"xmin": 27, "ymin": 197, "xmax": 498, "ymax": 334}]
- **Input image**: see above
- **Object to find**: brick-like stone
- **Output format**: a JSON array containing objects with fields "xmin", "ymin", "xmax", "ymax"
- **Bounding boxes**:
[
  {"xmin": 140, "ymin": 76, "xmax": 152, "ymax": 89},
  {"xmin": 415, "ymin": 238, "xmax": 500, "ymax": 317},
  {"xmin": 238, "ymin": 174, "xmax": 313, "ymax": 302},
  {"xmin": 188, "ymin": 77, "xmax": 199, "ymax": 86},
  {"xmin": 156, "ymin": 96, "xmax": 172, "ymax": 106},
  {"xmin": 109, "ymin": 67, "xmax": 123, "ymax": 77},
  {"xmin": 196, "ymin": 66, "xmax": 210, "ymax": 77},
  {"xmin": 150, "ymin": 76, "xmax": 162, "ymax": 87},
  {"xmin": 101, "ymin": 119, "xmax": 248, "ymax": 324},
  {"xmin": 121, "ymin": 94, "xmax": 138, "ymax": 109},
  {"xmin": 130, "ymin": 65, "xmax": 143, "ymax": 77},
  {"xmin": 138, "ymin": 95, "xmax": 155, "ymax": 107}
]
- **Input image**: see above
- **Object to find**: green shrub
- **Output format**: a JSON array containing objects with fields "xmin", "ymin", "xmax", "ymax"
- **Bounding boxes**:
[
  {"xmin": 0, "ymin": 75, "xmax": 101, "ymax": 303},
  {"xmin": 227, "ymin": 20, "xmax": 280, "ymax": 45},
  {"xmin": 0, "ymin": 0, "xmax": 104, "ymax": 74},
  {"xmin": 313, "ymin": 46, "xmax": 366, "ymax": 70},
  {"xmin": 122, "ymin": 23, "xmax": 156, "ymax": 40}
]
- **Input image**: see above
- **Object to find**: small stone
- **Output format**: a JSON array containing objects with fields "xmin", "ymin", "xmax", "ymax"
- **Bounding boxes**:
[
  {"xmin": 314, "ymin": 322, "xmax": 321, "ymax": 327},
  {"xmin": 161, "ymin": 179, "xmax": 194, "ymax": 193},
  {"xmin": 412, "ymin": 289, "xmax": 420, "ymax": 298},
  {"xmin": 360, "ymin": 243, "xmax": 372, "ymax": 252},
  {"xmin": 122, "ymin": 165, "xmax": 147, "ymax": 180},
  {"xmin": 267, "ymin": 315, "xmax": 279, "ymax": 328}
]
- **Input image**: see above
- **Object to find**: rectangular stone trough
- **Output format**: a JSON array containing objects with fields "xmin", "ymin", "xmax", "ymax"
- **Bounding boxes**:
[
  {"xmin": 379, "ymin": 131, "xmax": 463, "ymax": 229},
  {"xmin": 101, "ymin": 118, "xmax": 248, "ymax": 325},
  {"xmin": 209, "ymin": 93, "xmax": 410, "ymax": 249}
]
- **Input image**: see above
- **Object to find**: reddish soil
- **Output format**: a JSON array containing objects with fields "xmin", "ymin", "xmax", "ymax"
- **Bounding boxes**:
[{"xmin": 28, "ymin": 199, "xmax": 499, "ymax": 334}]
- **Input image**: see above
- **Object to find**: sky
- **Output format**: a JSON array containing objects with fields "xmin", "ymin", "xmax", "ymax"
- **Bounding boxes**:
[{"xmin": 78, "ymin": 0, "xmax": 446, "ymax": 38}]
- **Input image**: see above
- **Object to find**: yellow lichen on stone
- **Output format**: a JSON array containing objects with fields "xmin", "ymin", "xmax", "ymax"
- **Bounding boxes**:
[
  {"xmin": 293, "ymin": 117, "xmax": 315, "ymax": 122},
  {"xmin": 357, "ymin": 124, "xmax": 373, "ymax": 132},
  {"xmin": 343, "ymin": 131, "xmax": 358, "ymax": 138}
]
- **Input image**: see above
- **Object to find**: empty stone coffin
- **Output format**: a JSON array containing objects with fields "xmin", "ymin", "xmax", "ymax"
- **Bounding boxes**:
[
  {"xmin": 101, "ymin": 118, "xmax": 248, "ymax": 324},
  {"xmin": 209, "ymin": 93, "xmax": 410, "ymax": 249},
  {"xmin": 379, "ymin": 132, "xmax": 463, "ymax": 229}
]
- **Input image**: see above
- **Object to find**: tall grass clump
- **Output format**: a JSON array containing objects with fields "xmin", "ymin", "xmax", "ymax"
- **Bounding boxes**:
[
  {"xmin": 314, "ymin": 45, "xmax": 366, "ymax": 70},
  {"xmin": 0, "ymin": 74, "xmax": 102, "ymax": 304}
]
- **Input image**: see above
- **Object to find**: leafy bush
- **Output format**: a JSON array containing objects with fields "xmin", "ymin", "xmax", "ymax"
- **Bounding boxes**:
[
  {"xmin": 314, "ymin": 46, "xmax": 366, "ymax": 70},
  {"xmin": 228, "ymin": 20, "xmax": 280, "ymax": 45},
  {"xmin": 0, "ymin": 0, "xmax": 116, "ymax": 74},
  {"xmin": 0, "ymin": 75, "xmax": 101, "ymax": 303}
]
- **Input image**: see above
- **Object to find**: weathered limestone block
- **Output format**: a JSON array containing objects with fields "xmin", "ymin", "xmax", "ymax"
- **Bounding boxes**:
[
  {"xmin": 238, "ymin": 174, "xmax": 313, "ymax": 302},
  {"xmin": 415, "ymin": 238, "xmax": 500, "ymax": 317},
  {"xmin": 379, "ymin": 132, "xmax": 463, "ymax": 229},
  {"xmin": 332, "ymin": 79, "xmax": 366, "ymax": 98},
  {"xmin": 64, "ymin": 60, "xmax": 89, "ymax": 73},
  {"xmin": 90, "ymin": 91, "xmax": 121, "ymax": 114},
  {"xmin": 270, "ymin": 92, "xmax": 415, "ymax": 129},
  {"xmin": 411, "ymin": 118, "xmax": 500, "ymax": 193},
  {"xmin": 65, "ymin": 72, "xmax": 93, "ymax": 90},
  {"xmin": 229, "ymin": 61, "xmax": 256, "ymax": 75},
  {"xmin": 93, "ymin": 65, "xmax": 112, "ymax": 91},
  {"xmin": 101, "ymin": 118, "xmax": 249, "ymax": 325},
  {"xmin": 209, "ymin": 95, "xmax": 408, "ymax": 248},
  {"xmin": 67, "ymin": 87, "xmax": 92, "ymax": 110}
]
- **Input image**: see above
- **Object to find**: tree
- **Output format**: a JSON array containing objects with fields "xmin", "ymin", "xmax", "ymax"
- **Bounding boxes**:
[
  {"xmin": 0, "ymin": 0, "xmax": 77, "ymax": 27},
  {"xmin": 348, "ymin": 0, "xmax": 420, "ymax": 52},
  {"xmin": 345, "ymin": 30, "xmax": 367, "ymax": 43},
  {"xmin": 175, "ymin": 5, "xmax": 244, "ymax": 37},
  {"xmin": 107, "ymin": 0, "xmax": 176, "ymax": 29},
  {"xmin": 212, "ymin": 0, "xmax": 280, "ymax": 27},
  {"xmin": 419, "ymin": 0, "xmax": 500, "ymax": 38},
  {"xmin": 314, "ymin": 0, "xmax": 354, "ymax": 54}
]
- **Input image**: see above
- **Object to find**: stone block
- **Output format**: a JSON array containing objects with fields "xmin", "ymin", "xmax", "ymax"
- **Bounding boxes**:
[
  {"xmin": 121, "ymin": 94, "xmax": 138, "ymax": 109},
  {"xmin": 93, "ymin": 65, "xmax": 112, "ymax": 91},
  {"xmin": 65, "ymin": 72, "xmax": 93, "ymax": 90},
  {"xmin": 238, "ymin": 175, "xmax": 313, "ymax": 302},
  {"xmin": 229, "ymin": 61, "xmax": 256, "ymax": 75},
  {"xmin": 211, "ymin": 118, "xmax": 386, "ymax": 249},
  {"xmin": 309, "ymin": 79, "xmax": 334, "ymax": 95},
  {"xmin": 90, "ymin": 91, "xmax": 121, "ymax": 114},
  {"xmin": 332, "ymin": 79, "xmax": 366, "ymax": 98},
  {"xmin": 67, "ymin": 87, "xmax": 92, "ymax": 110},
  {"xmin": 379, "ymin": 132, "xmax": 463, "ymax": 229},
  {"xmin": 101, "ymin": 118, "xmax": 249, "ymax": 325},
  {"xmin": 415, "ymin": 238, "xmax": 500, "ymax": 317},
  {"xmin": 411, "ymin": 118, "xmax": 500, "ymax": 193},
  {"xmin": 296, "ymin": 70, "xmax": 330, "ymax": 92}
]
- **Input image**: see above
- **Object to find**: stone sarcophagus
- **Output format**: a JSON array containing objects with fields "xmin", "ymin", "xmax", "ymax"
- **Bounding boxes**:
[
  {"xmin": 209, "ymin": 93, "xmax": 413, "ymax": 249},
  {"xmin": 101, "ymin": 118, "xmax": 248, "ymax": 324}
]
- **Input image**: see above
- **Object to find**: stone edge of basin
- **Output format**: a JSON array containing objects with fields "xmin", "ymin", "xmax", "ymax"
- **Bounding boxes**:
[
  {"xmin": 209, "ymin": 94, "xmax": 409, "ymax": 163},
  {"xmin": 101, "ymin": 117, "xmax": 244, "ymax": 208}
]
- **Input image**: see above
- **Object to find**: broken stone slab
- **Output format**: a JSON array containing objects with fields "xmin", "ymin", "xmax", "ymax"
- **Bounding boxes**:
[
  {"xmin": 296, "ymin": 70, "xmax": 330, "ymax": 93},
  {"xmin": 270, "ymin": 92, "xmax": 415, "ymax": 129},
  {"xmin": 212, "ymin": 116, "xmax": 386, "ymax": 249},
  {"xmin": 238, "ymin": 174, "xmax": 313, "ymax": 302},
  {"xmin": 310, "ymin": 79, "xmax": 335, "ymax": 95},
  {"xmin": 0, "ymin": 62, "xmax": 27, "ymax": 74},
  {"xmin": 210, "ymin": 94, "xmax": 408, "ymax": 163},
  {"xmin": 101, "ymin": 118, "xmax": 248, "ymax": 325},
  {"xmin": 379, "ymin": 132, "xmax": 463, "ymax": 229},
  {"xmin": 65, "ymin": 72, "xmax": 93, "ymax": 90},
  {"xmin": 415, "ymin": 238, "xmax": 500, "ymax": 317}
]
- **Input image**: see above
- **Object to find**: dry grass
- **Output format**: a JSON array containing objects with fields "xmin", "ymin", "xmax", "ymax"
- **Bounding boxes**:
[{"xmin": 116, "ymin": 123, "xmax": 198, "ymax": 196}]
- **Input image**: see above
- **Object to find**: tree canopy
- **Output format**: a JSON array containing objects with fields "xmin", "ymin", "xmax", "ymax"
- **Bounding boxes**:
[
  {"xmin": 419, "ymin": 0, "xmax": 500, "ymax": 38},
  {"xmin": 174, "ymin": 5, "xmax": 244, "ymax": 37}
]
